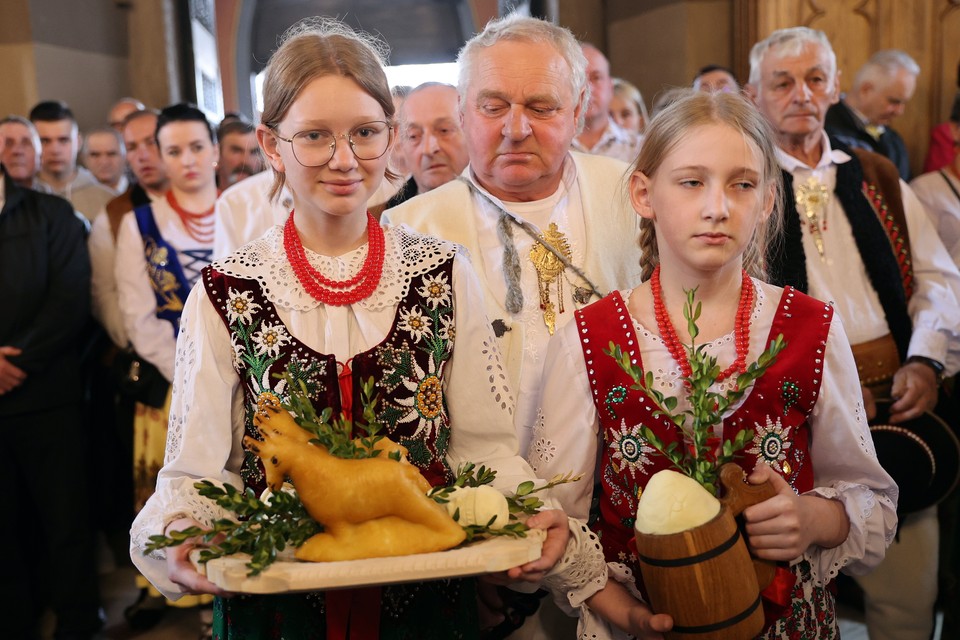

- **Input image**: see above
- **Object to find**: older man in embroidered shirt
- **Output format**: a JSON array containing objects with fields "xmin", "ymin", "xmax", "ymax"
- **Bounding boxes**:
[
  {"xmin": 748, "ymin": 26, "xmax": 960, "ymax": 640},
  {"xmin": 385, "ymin": 15, "xmax": 641, "ymax": 459}
]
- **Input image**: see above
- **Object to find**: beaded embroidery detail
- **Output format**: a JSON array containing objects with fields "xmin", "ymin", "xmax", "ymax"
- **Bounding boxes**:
[{"xmin": 863, "ymin": 181, "xmax": 914, "ymax": 299}]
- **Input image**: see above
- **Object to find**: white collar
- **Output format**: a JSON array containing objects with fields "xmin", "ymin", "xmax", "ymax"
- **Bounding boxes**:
[{"xmin": 776, "ymin": 131, "xmax": 852, "ymax": 173}]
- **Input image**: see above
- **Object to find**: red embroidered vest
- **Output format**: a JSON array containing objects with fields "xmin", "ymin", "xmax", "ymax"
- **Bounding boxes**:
[
  {"xmin": 575, "ymin": 287, "xmax": 832, "ymax": 577},
  {"xmin": 201, "ymin": 255, "xmax": 457, "ymax": 496}
]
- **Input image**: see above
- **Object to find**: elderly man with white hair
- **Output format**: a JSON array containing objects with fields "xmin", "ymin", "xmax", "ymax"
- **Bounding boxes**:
[
  {"xmin": 826, "ymin": 49, "xmax": 920, "ymax": 179},
  {"xmin": 385, "ymin": 15, "xmax": 641, "ymax": 458},
  {"xmin": 748, "ymin": 26, "xmax": 960, "ymax": 640}
]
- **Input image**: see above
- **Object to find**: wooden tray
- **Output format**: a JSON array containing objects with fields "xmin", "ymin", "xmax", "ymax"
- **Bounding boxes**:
[{"xmin": 191, "ymin": 530, "xmax": 545, "ymax": 594}]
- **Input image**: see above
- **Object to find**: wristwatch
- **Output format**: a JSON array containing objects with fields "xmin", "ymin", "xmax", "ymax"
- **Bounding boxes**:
[{"xmin": 904, "ymin": 355, "xmax": 946, "ymax": 385}]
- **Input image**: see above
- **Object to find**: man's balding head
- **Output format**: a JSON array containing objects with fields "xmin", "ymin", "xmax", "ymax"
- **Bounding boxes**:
[
  {"xmin": 398, "ymin": 83, "xmax": 469, "ymax": 194},
  {"xmin": 109, "ymin": 97, "xmax": 146, "ymax": 130},
  {"xmin": 848, "ymin": 50, "xmax": 919, "ymax": 126}
]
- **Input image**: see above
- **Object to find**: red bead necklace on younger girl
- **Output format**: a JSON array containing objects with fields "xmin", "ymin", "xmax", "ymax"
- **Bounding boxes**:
[
  {"xmin": 167, "ymin": 190, "xmax": 215, "ymax": 243},
  {"xmin": 651, "ymin": 264, "xmax": 754, "ymax": 386},
  {"xmin": 283, "ymin": 209, "xmax": 385, "ymax": 306}
]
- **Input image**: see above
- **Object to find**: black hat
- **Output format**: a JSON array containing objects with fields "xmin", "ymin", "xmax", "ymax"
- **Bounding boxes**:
[{"xmin": 870, "ymin": 400, "xmax": 960, "ymax": 514}]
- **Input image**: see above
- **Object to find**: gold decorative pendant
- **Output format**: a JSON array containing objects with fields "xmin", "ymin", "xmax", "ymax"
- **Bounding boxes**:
[
  {"xmin": 530, "ymin": 223, "xmax": 573, "ymax": 335},
  {"xmin": 795, "ymin": 177, "xmax": 830, "ymax": 260}
]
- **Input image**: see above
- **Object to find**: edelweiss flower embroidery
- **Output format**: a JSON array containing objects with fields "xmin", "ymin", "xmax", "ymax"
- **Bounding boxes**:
[
  {"xmin": 252, "ymin": 322, "xmax": 291, "ymax": 357},
  {"xmin": 226, "ymin": 288, "xmax": 261, "ymax": 325},
  {"xmin": 231, "ymin": 340, "xmax": 246, "ymax": 369},
  {"xmin": 438, "ymin": 315, "xmax": 455, "ymax": 341},
  {"xmin": 747, "ymin": 415, "xmax": 793, "ymax": 472},
  {"xmin": 608, "ymin": 419, "xmax": 655, "ymax": 478},
  {"xmin": 417, "ymin": 273, "xmax": 452, "ymax": 309},
  {"xmin": 394, "ymin": 354, "xmax": 445, "ymax": 439},
  {"xmin": 399, "ymin": 306, "xmax": 433, "ymax": 342}
]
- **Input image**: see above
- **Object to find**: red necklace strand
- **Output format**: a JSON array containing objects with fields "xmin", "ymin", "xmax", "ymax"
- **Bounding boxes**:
[
  {"xmin": 283, "ymin": 210, "xmax": 385, "ymax": 306},
  {"xmin": 167, "ymin": 190, "xmax": 215, "ymax": 243},
  {"xmin": 651, "ymin": 265, "xmax": 754, "ymax": 385}
]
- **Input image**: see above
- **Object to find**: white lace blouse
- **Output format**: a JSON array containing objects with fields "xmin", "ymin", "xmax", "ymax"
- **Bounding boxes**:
[
  {"xmin": 129, "ymin": 223, "xmax": 543, "ymax": 599},
  {"xmin": 529, "ymin": 280, "xmax": 898, "ymax": 637}
]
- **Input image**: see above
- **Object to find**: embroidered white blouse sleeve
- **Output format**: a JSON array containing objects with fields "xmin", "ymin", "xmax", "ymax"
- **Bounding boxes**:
[
  {"xmin": 527, "ymin": 317, "xmax": 601, "ymax": 522},
  {"xmin": 89, "ymin": 209, "xmax": 129, "ymax": 347},
  {"xmin": 115, "ymin": 212, "xmax": 179, "ymax": 382},
  {"xmin": 129, "ymin": 281, "xmax": 247, "ymax": 599},
  {"xmin": 900, "ymin": 179, "xmax": 960, "ymax": 373},
  {"xmin": 803, "ymin": 312, "xmax": 898, "ymax": 581},
  {"xmin": 444, "ymin": 252, "xmax": 538, "ymax": 494}
]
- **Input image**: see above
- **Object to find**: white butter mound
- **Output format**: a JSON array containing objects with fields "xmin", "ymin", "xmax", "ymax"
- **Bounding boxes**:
[
  {"xmin": 444, "ymin": 485, "xmax": 510, "ymax": 529},
  {"xmin": 635, "ymin": 469, "xmax": 721, "ymax": 535}
]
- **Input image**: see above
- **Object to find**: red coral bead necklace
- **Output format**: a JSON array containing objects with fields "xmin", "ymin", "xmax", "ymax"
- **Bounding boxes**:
[
  {"xmin": 651, "ymin": 264, "xmax": 754, "ymax": 386},
  {"xmin": 283, "ymin": 209, "xmax": 385, "ymax": 306},
  {"xmin": 167, "ymin": 190, "xmax": 216, "ymax": 243}
]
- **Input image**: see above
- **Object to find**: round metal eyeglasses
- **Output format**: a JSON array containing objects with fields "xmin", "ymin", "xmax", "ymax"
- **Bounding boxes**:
[{"xmin": 270, "ymin": 121, "xmax": 393, "ymax": 167}]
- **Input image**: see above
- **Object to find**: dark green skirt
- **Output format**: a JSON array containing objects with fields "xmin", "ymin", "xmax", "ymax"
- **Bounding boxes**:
[{"xmin": 213, "ymin": 579, "xmax": 479, "ymax": 639}]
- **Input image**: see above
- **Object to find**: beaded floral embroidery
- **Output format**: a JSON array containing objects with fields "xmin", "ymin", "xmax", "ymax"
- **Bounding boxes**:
[
  {"xmin": 375, "ymin": 272, "xmax": 456, "ymax": 465},
  {"xmin": 747, "ymin": 415, "xmax": 793, "ymax": 474},
  {"xmin": 607, "ymin": 418, "xmax": 656, "ymax": 479}
]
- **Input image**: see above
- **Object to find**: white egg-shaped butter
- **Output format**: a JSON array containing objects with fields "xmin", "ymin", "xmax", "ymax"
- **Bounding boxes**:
[
  {"xmin": 444, "ymin": 485, "xmax": 510, "ymax": 529},
  {"xmin": 635, "ymin": 469, "xmax": 721, "ymax": 535}
]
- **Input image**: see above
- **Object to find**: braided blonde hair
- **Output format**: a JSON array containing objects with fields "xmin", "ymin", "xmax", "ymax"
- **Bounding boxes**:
[{"xmin": 632, "ymin": 90, "xmax": 783, "ymax": 281}]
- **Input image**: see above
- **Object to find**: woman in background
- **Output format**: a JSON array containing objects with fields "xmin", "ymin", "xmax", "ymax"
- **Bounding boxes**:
[{"xmin": 611, "ymin": 77, "xmax": 649, "ymax": 134}]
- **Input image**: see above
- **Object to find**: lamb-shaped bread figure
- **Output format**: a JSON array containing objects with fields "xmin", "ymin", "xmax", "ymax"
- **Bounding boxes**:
[{"xmin": 244, "ymin": 399, "xmax": 466, "ymax": 562}]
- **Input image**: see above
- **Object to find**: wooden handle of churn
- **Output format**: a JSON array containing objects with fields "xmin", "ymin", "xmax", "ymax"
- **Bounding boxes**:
[{"xmin": 717, "ymin": 463, "xmax": 779, "ymax": 590}]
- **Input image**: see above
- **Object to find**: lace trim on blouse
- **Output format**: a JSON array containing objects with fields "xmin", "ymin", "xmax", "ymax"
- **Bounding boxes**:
[{"xmin": 211, "ymin": 224, "xmax": 459, "ymax": 312}]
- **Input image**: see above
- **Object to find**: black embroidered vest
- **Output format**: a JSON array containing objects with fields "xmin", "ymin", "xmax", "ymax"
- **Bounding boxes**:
[
  {"xmin": 768, "ymin": 143, "xmax": 913, "ymax": 358},
  {"xmin": 201, "ymin": 254, "xmax": 458, "ymax": 496}
]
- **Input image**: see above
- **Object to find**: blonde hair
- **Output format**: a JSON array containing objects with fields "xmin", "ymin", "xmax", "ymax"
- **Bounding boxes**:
[
  {"xmin": 633, "ymin": 91, "xmax": 783, "ymax": 281},
  {"xmin": 612, "ymin": 78, "xmax": 649, "ymax": 132},
  {"xmin": 259, "ymin": 18, "xmax": 396, "ymax": 201}
]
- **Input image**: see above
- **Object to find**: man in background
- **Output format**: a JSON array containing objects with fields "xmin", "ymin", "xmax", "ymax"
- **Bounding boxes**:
[
  {"xmin": 383, "ymin": 82, "xmax": 469, "ymax": 210},
  {"xmin": 0, "ymin": 115, "xmax": 43, "ymax": 189},
  {"xmin": 1, "ymin": 133, "xmax": 102, "ymax": 639},
  {"xmin": 693, "ymin": 64, "xmax": 739, "ymax": 93},
  {"xmin": 82, "ymin": 127, "xmax": 128, "ymax": 194},
  {"xmin": 108, "ymin": 97, "xmax": 146, "ymax": 131},
  {"xmin": 216, "ymin": 118, "xmax": 263, "ymax": 189},
  {"xmin": 30, "ymin": 100, "xmax": 114, "ymax": 221},
  {"xmin": 87, "ymin": 108, "xmax": 171, "ymax": 578},
  {"xmin": 572, "ymin": 43, "xmax": 642, "ymax": 162},
  {"xmin": 91, "ymin": 109, "xmax": 170, "ymax": 351},
  {"xmin": 826, "ymin": 49, "xmax": 920, "ymax": 179},
  {"xmin": 749, "ymin": 26, "xmax": 960, "ymax": 640}
]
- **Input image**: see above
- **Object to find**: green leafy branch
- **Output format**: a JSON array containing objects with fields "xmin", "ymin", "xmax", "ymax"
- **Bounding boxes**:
[
  {"xmin": 144, "ymin": 480, "xmax": 322, "ymax": 576},
  {"xmin": 279, "ymin": 373, "xmax": 399, "ymax": 461},
  {"xmin": 605, "ymin": 286, "xmax": 786, "ymax": 495}
]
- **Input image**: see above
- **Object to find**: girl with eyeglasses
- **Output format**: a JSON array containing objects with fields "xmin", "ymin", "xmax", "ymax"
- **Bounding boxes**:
[{"xmin": 129, "ymin": 18, "xmax": 578, "ymax": 639}]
